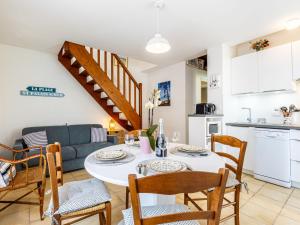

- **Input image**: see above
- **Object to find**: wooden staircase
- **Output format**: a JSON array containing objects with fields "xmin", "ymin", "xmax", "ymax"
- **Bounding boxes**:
[{"xmin": 58, "ymin": 41, "xmax": 142, "ymax": 131}]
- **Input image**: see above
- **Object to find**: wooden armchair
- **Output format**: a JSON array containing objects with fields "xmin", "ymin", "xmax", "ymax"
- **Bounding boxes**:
[
  {"xmin": 124, "ymin": 169, "xmax": 229, "ymax": 225},
  {"xmin": 0, "ymin": 143, "xmax": 46, "ymax": 220},
  {"xmin": 184, "ymin": 135, "xmax": 247, "ymax": 225}
]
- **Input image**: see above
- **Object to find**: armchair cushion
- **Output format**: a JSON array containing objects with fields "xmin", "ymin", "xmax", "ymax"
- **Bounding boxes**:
[{"xmin": 0, "ymin": 162, "xmax": 16, "ymax": 188}]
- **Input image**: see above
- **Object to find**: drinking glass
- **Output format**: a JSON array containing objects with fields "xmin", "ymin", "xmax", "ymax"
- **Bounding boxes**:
[
  {"xmin": 172, "ymin": 132, "xmax": 180, "ymax": 143},
  {"xmin": 125, "ymin": 134, "xmax": 134, "ymax": 148}
]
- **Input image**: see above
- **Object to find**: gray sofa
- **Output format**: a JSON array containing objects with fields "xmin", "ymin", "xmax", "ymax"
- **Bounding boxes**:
[{"xmin": 13, "ymin": 124, "xmax": 118, "ymax": 172}]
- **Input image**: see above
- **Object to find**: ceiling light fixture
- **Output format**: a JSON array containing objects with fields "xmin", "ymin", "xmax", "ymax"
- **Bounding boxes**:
[
  {"xmin": 285, "ymin": 18, "xmax": 300, "ymax": 30},
  {"xmin": 145, "ymin": 0, "xmax": 171, "ymax": 54}
]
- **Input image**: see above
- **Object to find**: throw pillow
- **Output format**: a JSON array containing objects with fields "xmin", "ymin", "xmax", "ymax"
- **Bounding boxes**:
[
  {"xmin": 0, "ymin": 162, "xmax": 16, "ymax": 188},
  {"xmin": 91, "ymin": 128, "xmax": 107, "ymax": 142},
  {"xmin": 23, "ymin": 130, "xmax": 48, "ymax": 147}
]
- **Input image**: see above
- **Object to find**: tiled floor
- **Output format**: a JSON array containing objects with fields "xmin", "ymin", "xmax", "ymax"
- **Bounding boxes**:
[{"xmin": 0, "ymin": 170, "xmax": 299, "ymax": 225}]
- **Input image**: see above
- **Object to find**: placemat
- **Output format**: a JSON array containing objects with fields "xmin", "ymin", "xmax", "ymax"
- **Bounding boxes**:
[
  {"xmin": 87, "ymin": 151, "xmax": 136, "ymax": 166},
  {"xmin": 136, "ymin": 159, "xmax": 191, "ymax": 176}
]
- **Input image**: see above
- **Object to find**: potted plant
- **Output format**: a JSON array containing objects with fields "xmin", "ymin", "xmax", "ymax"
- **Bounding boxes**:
[
  {"xmin": 139, "ymin": 124, "xmax": 158, "ymax": 154},
  {"xmin": 250, "ymin": 39, "xmax": 270, "ymax": 51},
  {"xmin": 145, "ymin": 89, "xmax": 161, "ymax": 127}
]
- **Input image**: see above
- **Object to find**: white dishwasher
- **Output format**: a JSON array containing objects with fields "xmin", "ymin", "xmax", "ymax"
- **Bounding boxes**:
[{"xmin": 254, "ymin": 128, "xmax": 291, "ymax": 188}]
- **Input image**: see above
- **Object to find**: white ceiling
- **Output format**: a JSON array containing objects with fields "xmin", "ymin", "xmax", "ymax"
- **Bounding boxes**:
[{"xmin": 0, "ymin": 0, "xmax": 300, "ymax": 66}]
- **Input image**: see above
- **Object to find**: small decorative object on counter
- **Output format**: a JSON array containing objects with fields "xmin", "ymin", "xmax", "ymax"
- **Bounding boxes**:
[
  {"xmin": 140, "ymin": 124, "xmax": 158, "ymax": 154},
  {"xmin": 277, "ymin": 105, "xmax": 300, "ymax": 124},
  {"xmin": 156, "ymin": 118, "xmax": 167, "ymax": 157},
  {"xmin": 250, "ymin": 39, "xmax": 270, "ymax": 51}
]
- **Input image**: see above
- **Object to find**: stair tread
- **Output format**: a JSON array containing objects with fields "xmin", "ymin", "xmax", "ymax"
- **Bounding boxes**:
[
  {"xmin": 79, "ymin": 70, "xmax": 89, "ymax": 77},
  {"xmin": 87, "ymin": 80, "xmax": 96, "ymax": 84},
  {"xmin": 71, "ymin": 60, "xmax": 81, "ymax": 68},
  {"xmin": 94, "ymin": 88, "xmax": 102, "ymax": 93},
  {"xmin": 62, "ymin": 50, "xmax": 72, "ymax": 58}
]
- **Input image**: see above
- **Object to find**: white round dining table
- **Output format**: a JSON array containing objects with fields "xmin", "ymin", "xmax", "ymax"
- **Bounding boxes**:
[{"xmin": 84, "ymin": 143, "xmax": 225, "ymax": 206}]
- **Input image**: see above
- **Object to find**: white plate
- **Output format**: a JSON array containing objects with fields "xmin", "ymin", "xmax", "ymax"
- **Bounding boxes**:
[
  {"xmin": 149, "ymin": 159, "xmax": 187, "ymax": 173},
  {"xmin": 175, "ymin": 145, "xmax": 207, "ymax": 153},
  {"xmin": 95, "ymin": 150, "xmax": 127, "ymax": 161}
]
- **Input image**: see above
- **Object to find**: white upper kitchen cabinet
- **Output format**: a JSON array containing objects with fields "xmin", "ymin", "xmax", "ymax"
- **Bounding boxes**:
[
  {"xmin": 226, "ymin": 126, "xmax": 254, "ymax": 173},
  {"xmin": 258, "ymin": 43, "xmax": 294, "ymax": 92},
  {"xmin": 292, "ymin": 40, "xmax": 300, "ymax": 80},
  {"xmin": 231, "ymin": 52, "xmax": 259, "ymax": 95}
]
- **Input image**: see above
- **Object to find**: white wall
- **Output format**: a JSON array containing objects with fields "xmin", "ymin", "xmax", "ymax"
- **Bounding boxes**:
[
  {"xmin": 0, "ymin": 44, "xmax": 151, "ymax": 155},
  {"xmin": 207, "ymin": 46, "xmax": 224, "ymax": 115},
  {"xmin": 146, "ymin": 62, "xmax": 188, "ymax": 143},
  {"xmin": 186, "ymin": 66, "xmax": 207, "ymax": 110},
  {"xmin": 232, "ymin": 87, "xmax": 300, "ymax": 124}
]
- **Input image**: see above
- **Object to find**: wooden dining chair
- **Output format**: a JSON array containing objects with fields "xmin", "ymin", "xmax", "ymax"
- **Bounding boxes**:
[
  {"xmin": 0, "ymin": 143, "xmax": 46, "ymax": 220},
  {"xmin": 121, "ymin": 169, "xmax": 229, "ymax": 225},
  {"xmin": 184, "ymin": 134, "xmax": 247, "ymax": 225},
  {"xmin": 125, "ymin": 129, "xmax": 146, "ymax": 209},
  {"xmin": 46, "ymin": 143, "xmax": 112, "ymax": 225}
]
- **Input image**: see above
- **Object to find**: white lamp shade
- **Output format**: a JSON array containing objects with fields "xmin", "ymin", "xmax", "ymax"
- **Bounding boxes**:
[{"xmin": 146, "ymin": 33, "xmax": 171, "ymax": 54}]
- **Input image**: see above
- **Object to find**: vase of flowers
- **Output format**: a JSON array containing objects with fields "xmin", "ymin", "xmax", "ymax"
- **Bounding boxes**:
[
  {"xmin": 139, "ymin": 125, "xmax": 158, "ymax": 153},
  {"xmin": 145, "ymin": 89, "xmax": 161, "ymax": 127}
]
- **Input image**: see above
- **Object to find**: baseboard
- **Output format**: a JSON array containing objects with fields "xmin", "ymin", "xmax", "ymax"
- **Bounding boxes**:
[
  {"xmin": 292, "ymin": 181, "xmax": 300, "ymax": 189},
  {"xmin": 243, "ymin": 169, "xmax": 253, "ymax": 175}
]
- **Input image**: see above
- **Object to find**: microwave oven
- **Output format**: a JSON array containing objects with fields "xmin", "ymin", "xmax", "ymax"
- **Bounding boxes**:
[{"xmin": 206, "ymin": 120, "xmax": 222, "ymax": 137}]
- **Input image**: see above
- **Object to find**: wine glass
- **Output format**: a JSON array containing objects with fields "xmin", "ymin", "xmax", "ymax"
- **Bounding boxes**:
[
  {"xmin": 125, "ymin": 134, "xmax": 134, "ymax": 148},
  {"xmin": 172, "ymin": 132, "xmax": 180, "ymax": 143}
]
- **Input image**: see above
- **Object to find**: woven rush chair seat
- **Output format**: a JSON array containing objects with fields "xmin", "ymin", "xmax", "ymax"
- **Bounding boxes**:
[
  {"xmin": 45, "ymin": 142, "xmax": 112, "ymax": 225},
  {"xmin": 45, "ymin": 178, "xmax": 111, "ymax": 217},
  {"xmin": 120, "ymin": 204, "xmax": 200, "ymax": 225}
]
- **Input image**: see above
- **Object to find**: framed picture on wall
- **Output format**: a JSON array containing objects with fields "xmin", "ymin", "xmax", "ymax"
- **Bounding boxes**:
[{"xmin": 158, "ymin": 81, "xmax": 171, "ymax": 106}]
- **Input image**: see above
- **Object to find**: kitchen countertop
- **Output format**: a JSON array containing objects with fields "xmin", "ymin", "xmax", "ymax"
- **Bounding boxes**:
[
  {"xmin": 188, "ymin": 114, "xmax": 224, "ymax": 117},
  {"xmin": 226, "ymin": 122, "xmax": 300, "ymax": 130}
]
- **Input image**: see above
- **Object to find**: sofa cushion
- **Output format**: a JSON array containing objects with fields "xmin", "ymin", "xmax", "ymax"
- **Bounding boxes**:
[
  {"xmin": 68, "ymin": 124, "xmax": 102, "ymax": 145},
  {"xmin": 91, "ymin": 128, "xmax": 107, "ymax": 143},
  {"xmin": 23, "ymin": 130, "xmax": 48, "ymax": 147},
  {"xmin": 22, "ymin": 126, "xmax": 70, "ymax": 147},
  {"xmin": 73, "ymin": 142, "xmax": 113, "ymax": 158}
]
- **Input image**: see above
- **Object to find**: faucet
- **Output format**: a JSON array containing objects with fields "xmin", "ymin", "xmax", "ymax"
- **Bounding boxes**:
[{"xmin": 241, "ymin": 107, "xmax": 252, "ymax": 123}]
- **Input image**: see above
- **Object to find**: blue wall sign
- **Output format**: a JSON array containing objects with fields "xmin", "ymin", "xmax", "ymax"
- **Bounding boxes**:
[{"xmin": 20, "ymin": 86, "xmax": 65, "ymax": 97}]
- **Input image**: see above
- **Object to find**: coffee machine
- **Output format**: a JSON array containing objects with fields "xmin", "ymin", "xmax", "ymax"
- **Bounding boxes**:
[{"xmin": 196, "ymin": 103, "xmax": 216, "ymax": 115}]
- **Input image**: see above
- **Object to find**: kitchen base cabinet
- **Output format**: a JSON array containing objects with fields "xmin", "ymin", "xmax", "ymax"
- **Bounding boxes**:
[
  {"xmin": 290, "ymin": 130, "xmax": 300, "ymax": 188},
  {"xmin": 226, "ymin": 126, "xmax": 254, "ymax": 174},
  {"xmin": 291, "ymin": 161, "xmax": 300, "ymax": 188}
]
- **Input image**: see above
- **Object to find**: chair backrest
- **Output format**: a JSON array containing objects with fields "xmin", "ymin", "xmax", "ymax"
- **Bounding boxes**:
[
  {"xmin": 211, "ymin": 134, "xmax": 247, "ymax": 182},
  {"xmin": 128, "ymin": 169, "xmax": 229, "ymax": 225},
  {"xmin": 46, "ymin": 142, "xmax": 64, "ymax": 213}
]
